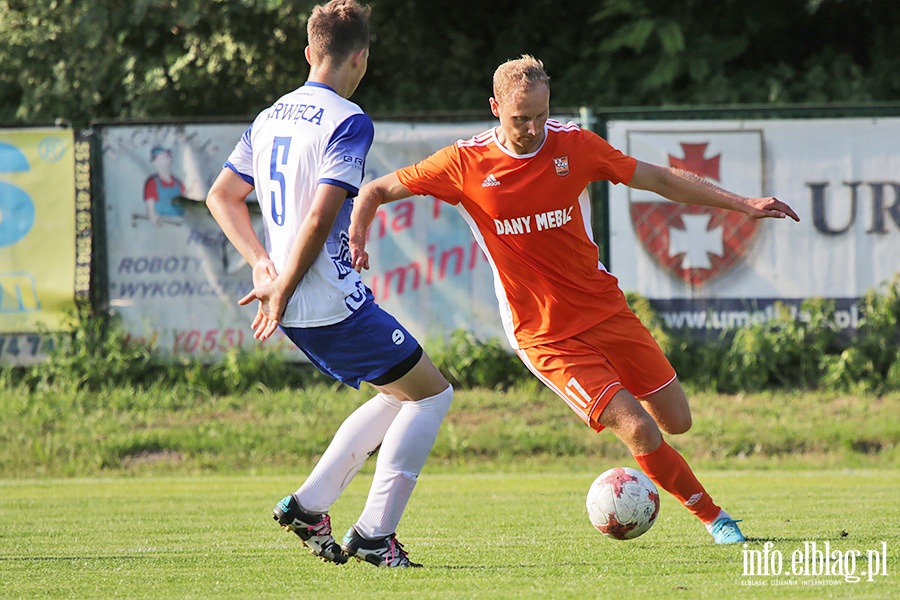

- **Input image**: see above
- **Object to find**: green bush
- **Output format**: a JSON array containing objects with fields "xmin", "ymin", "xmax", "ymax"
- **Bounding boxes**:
[
  {"xmin": 820, "ymin": 278, "xmax": 900, "ymax": 394},
  {"xmin": 4, "ymin": 307, "xmax": 330, "ymax": 396},
  {"xmin": 668, "ymin": 278, "xmax": 900, "ymax": 394},
  {"xmin": 717, "ymin": 298, "xmax": 839, "ymax": 392},
  {"xmin": 668, "ymin": 337, "xmax": 730, "ymax": 391},
  {"xmin": 426, "ymin": 330, "xmax": 531, "ymax": 391},
  {"xmin": 11, "ymin": 306, "xmax": 160, "ymax": 393},
  {"xmin": 3, "ymin": 279, "xmax": 898, "ymax": 395}
]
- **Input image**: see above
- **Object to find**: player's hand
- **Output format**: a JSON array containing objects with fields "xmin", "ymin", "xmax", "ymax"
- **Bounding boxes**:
[
  {"xmin": 240, "ymin": 258, "xmax": 284, "ymax": 341},
  {"xmin": 239, "ymin": 281, "xmax": 286, "ymax": 341},
  {"xmin": 251, "ymin": 257, "xmax": 278, "ymax": 287},
  {"xmin": 348, "ymin": 223, "xmax": 370, "ymax": 272},
  {"xmin": 744, "ymin": 197, "xmax": 800, "ymax": 221},
  {"xmin": 350, "ymin": 247, "xmax": 370, "ymax": 272}
]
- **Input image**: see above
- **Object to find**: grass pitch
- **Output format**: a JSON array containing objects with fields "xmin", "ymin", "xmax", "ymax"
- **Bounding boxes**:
[{"xmin": 1, "ymin": 469, "xmax": 896, "ymax": 599}]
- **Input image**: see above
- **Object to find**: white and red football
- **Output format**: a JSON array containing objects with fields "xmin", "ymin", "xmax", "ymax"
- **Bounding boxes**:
[{"xmin": 586, "ymin": 467, "xmax": 660, "ymax": 540}]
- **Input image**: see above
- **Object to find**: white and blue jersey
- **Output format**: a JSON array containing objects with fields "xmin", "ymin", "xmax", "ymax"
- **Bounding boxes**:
[{"xmin": 225, "ymin": 82, "xmax": 372, "ymax": 327}]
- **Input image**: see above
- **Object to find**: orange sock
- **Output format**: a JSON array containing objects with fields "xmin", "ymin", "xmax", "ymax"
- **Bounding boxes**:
[{"xmin": 633, "ymin": 440, "xmax": 721, "ymax": 524}]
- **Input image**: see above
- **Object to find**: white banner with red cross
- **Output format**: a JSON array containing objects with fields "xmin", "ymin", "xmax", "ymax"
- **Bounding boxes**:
[{"xmin": 606, "ymin": 117, "xmax": 900, "ymax": 336}]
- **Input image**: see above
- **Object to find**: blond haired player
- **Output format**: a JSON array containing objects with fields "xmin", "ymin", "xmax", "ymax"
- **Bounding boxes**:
[{"xmin": 350, "ymin": 55, "xmax": 799, "ymax": 544}]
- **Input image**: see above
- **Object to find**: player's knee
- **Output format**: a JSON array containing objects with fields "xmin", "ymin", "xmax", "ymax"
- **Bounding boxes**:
[
  {"xmin": 644, "ymin": 380, "xmax": 692, "ymax": 435},
  {"xmin": 634, "ymin": 413, "xmax": 663, "ymax": 448},
  {"xmin": 662, "ymin": 413, "xmax": 692, "ymax": 435},
  {"xmin": 608, "ymin": 410, "xmax": 661, "ymax": 454}
]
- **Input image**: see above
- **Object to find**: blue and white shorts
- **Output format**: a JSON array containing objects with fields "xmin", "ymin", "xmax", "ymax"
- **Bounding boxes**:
[{"xmin": 281, "ymin": 299, "xmax": 423, "ymax": 389}]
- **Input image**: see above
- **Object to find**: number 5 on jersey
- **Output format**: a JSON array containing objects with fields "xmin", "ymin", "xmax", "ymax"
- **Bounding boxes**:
[{"xmin": 270, "ymin": 136, "xmax": 292, "ymax": 226}]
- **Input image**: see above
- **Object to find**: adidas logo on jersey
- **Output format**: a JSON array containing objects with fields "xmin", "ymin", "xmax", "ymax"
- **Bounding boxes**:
[{"xmin": 481, "ymin": 174, "xmax": 500, "ymax": 187}]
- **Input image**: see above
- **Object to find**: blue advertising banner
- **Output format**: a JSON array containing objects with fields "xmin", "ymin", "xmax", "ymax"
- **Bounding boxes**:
[{"xmin": 0, "ymin": 127, "xmax": 77, "ymax": 364}]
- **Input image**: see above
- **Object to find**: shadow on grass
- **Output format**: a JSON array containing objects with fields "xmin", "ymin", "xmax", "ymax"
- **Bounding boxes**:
[
  {"xmin": 430, "ymin": 561, "xmax": 600, "ymax": 571},
  {"xmin": 0, "ymin": 555, "xmax": 159, "ymax": 562}
]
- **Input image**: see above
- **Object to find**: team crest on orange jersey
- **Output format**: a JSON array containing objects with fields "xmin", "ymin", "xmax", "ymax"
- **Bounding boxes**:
[
  {"xmin": 626, "ymin": 132, "xmax": 764, "ymax": 287},
  {"xmin": 553, "ymin": 156, "xmax": 570, "ymax": 176}
]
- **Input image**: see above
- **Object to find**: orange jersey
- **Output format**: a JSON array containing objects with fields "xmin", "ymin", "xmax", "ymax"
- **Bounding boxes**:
[{"xmin": 396, "ymin": 119, "xmax": 638, "ymax": 349}]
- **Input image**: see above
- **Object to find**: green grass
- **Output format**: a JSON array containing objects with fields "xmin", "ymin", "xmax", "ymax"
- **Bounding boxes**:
[
  {"xmin": 1, "ymin": 385, "xmax": 898, "ymax": 477},
  {"xmin": 1, "ymin": 470, "xmax": 896, "ymax": 599},
  {"xmin": 1, "ymin": 382, "xmax": 897, "ymax": 597}
]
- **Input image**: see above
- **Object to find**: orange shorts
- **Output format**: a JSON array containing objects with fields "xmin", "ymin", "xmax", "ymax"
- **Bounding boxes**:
[{"xmin": 516, "ymin": 304, "xmax": 676, "ymax": 432}]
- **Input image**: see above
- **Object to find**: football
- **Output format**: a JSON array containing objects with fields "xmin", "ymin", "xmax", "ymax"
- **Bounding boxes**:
[{"xmin": 586, "ymin": 467, "xmax": 660, "ymax": 540}]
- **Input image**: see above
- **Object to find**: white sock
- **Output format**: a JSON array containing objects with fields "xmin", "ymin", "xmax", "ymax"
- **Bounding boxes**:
[
  {"xmin": 705, "ymin": 509, "xmax": 730, "ymax": 533},
  {"xmin": 354, "ymin": 385, "xmax": 453, "ymax": 539},
  {"xmin": 294, "ymin": 392, "xmax": 402, "ymax": 514}
]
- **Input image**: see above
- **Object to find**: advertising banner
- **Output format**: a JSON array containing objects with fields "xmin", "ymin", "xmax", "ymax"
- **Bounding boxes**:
[
  {"xmin": 355, "ymin": 121, "xmax": 503, "ymax": 344},
  {"xmin": 0, "ymin": 127, "xmax": 77, "ymax": 364},
  {"xmin": 605, "ymin": 117, "xmax": 900, "ymax": 336},
  {"xmin": 100, "ymin": 123, "xmax": 287, "ymax": 358},
  {"xmin": 100, "ymin": 119, "xmax": 529, "ymax": 358}
]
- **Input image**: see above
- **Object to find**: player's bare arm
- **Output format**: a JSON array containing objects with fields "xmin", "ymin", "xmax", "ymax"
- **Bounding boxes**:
[
  {"xmin": 207, "ymin": 168, "xmax": 274, "ymax": 270},
  {"xmin": 207, "ymin": 168, "xmax": 280, "ymax": 335},
  {"xmin": 239, "ymin": 183, "xmax": 349, "ymax": 341},
  {"xmin": 349, "ymin": 172, "xmax": 414, "ymax": 272},
  {"xmin": 628, "ymin": 160, "xmax": 800, "ymax": 222}
]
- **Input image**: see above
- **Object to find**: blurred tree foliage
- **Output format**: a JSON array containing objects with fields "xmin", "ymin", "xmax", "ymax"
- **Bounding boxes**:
[{"xmin": 1, "ymin": 0, "xmax": 898, "ymax": 125}]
